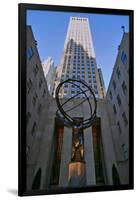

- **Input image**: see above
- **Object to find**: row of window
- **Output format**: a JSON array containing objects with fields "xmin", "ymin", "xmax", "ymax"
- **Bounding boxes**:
[
  {"xmin": 63, "ymin": 65, "xmax": 95, "ymax": 70},
  {"xmin": 62, "ymin": 65, "xmax": 95, "ymax": 72},
  {"xmin": 65, "ymin": 58, "xmax": 94, "ymax": 63},
  {"xmin": 27, "ymin": 104, "xmax": 42, "ymax": 126},
  {"xmin": 112, "ymin": 95, "xmax": 121, "ymax": 113},
  {"xmin": 61, "ymin": 74, "xmax": 97, "ymax": 83},
  {"xmin": 65, "ymin": 49, "xmax": 91, "ymax": 53},
  {"xmin": 64, "ymin": 82, "xmax": 97, "ymax": 88},
  {"xmin": 63, "ymin": 84, "xmax": 98, "ymax": 94},
  {"xmin": 27, "ymin": 76, "xmax": 44, "ymax": 94},
  {"xmin": 71, "ymin": 69, "xmax": 95, "ymax": 74},
  {"xmin": 72, "ymin": 17, "xmax": 87, "ymax": 21},
  {"xmin": 64, "ymin": 89, "xmax": 98, "ymax": 95},
  {"xmin": 65, "ymin": 55, "xmax": 93, "ymax": 60},
  {"xmin": 116, "ymin": 121, "xmax": 129, "ymax": 160},
  {"xmin": 68, "ymin": 39, "xmax": 90, "ymax": 44},
  {"xmin": 63, "ymin": 65, "xmax": 94, "ymax": 70},
  {"xmin": 63, "ymin": 71, "xmax": 94, "ymax": 78},
  {"xmin": 32, "ymin": 90, "xmax": 46, "ymax": 106},
  {"xmin": 27, "ymin": 110, "xmax": 41, "ymax": 137},
  {"xmin": 109, "ymin": 80, "xmax": 127, "ymax": 100},
  {"xmin": 65, "ymin": 52, "xmax": 93, "ymax": 58},
  {"xmin": 113, "ymin": 105, "xmax": 128, "ymax": 127},
  {"xmin": 66, "ymin": 46, "xmax": 91, "ymax": 51},
  {"xmin": 64, "ymin": 62, "xmax": 94, "ymax": 67}
]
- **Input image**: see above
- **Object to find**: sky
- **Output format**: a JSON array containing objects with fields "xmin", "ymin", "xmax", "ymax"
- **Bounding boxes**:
[{"xmin": 27, "ymin": 10, "xmax": 129, "ymax": 90}]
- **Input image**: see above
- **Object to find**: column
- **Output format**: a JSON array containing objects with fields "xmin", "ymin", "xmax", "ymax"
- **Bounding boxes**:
[
  {"xmin": 84, "ymin": 127, "xmax": 96, "ymax": 185},
  {"xmin": 59, "ymin": 127, "xmax": 72, "ymax": 187}
]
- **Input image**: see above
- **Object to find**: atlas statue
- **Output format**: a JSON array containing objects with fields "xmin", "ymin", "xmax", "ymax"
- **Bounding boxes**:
[{"xmin": 55, "ymin": 79, "xmax": 97, "ymax": 162}]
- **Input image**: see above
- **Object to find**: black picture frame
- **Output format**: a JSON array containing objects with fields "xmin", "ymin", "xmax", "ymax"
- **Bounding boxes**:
[{"xmin": 18, "ymin": 3, "xmax": 134, "ymax": 196}]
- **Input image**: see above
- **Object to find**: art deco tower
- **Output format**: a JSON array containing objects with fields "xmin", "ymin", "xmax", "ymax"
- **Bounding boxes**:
[{"xmin": 54, "ymin": 16, "xmax": 105, "ymax": 98}]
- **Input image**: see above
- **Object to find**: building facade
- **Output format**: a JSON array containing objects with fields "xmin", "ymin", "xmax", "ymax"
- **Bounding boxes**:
[
  {"xmin": 53, "ymin": 17, "xmax": 105, "ymax": 98},
  {"xmin": 42, "ymin": 57, "xmax": 56, "ymax": 96},
  {"xmin": 106, "ymin": 32, "xmax": 129, "ymax": 183},
  {"xmin": 26, "ymin": 26, "xmax": 51, "ymax": 190}
]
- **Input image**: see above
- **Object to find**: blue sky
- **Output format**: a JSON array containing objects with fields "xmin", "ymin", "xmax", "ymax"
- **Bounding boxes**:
[{"xmin": 27, "ymin": 10, "xmax": 129, "ymax": 89}]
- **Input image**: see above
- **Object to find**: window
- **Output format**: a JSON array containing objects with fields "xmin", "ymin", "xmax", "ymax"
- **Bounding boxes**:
[
  {"xmin": 87, "ymin": 63, "xmax": 90, "ymax": 66},
  {"xmin": 64, "ymin": 84, "xmax": 68, "ymax": 88},
  {"xmin": 77, "ymin": 75, "xmax": 80, "ymax": 79},
  {"xmin": 61, "ymin": 74, "xmax": 64, "ymax": 78},
  {"xmin": 117, "ymin": 94, "xmax": 121, "ymax": 106},
  {"xmin": 122, "ymin": 112, "xmax": 128, "ymax": 126},
  {"xmin": 72, "ymin": 85, "xmax": 75, "ymax": 88},
  {"xmin": 26, "ymin": 112, "xmax": 31, "ymax": 124},
  {"xmin": 121, "ymin": 51, "xmax": 127, "ymax": 65},
  {"xmin": 27, "ymin": 79, "xmax": 32, "ymax": 94},
  {"xmin": 94, "ymin": 85, "xmax": 97, "ymax": 89},
  {"xmin": 39, "ymin": 78, "xmax": 43, "ymax": 88},
  {"xmin": 116, "ymin": 67, "xmax": 121, "ymax": 79},
  {"xmin": 113, "ymin": 104, "xmax": 117, "ymax": 115},
  {"xmin": 38, "ymin": 104, "xmax": 42, "ymax": 114},
  {"xmin": 27, "ymin": 47, "xmax": 34, "ymax": 60},
  {"xmin": 93, "ymin": 79, "xmax": 96, "ymax": 83},
  {"xmin": 31, "ymin": 122, "xmax": 37, "ymax": 136},
  {"xmin": 122, "ymin": 81, "xmax": 127, "ymax": 95},
  {"xmin": 117, "ymin": 121, "xmax": 122, "ymax": 134},
  {"xmin": 42, "ymin": 89, "xmax": 46, "ymax": 98},
  {"xmin": 112, "ymin": 80, "xmax": 116, "ymax": 90},
  {"xmin": 32, "ymin": 92, "xmax": 37, "ymax": 106},
  {"xmin": 72, "ymin": 75, "xmax": 76, "ymax": 79},
  {"xmin": 94, "ymin": 90, "xmax": 98, "ymax": 94},
  {"xmin": 122, "ymin": 144, "xmax": 128, "ymax": 160},
  {"xmin": 33, "ymin": 65, "xmax": 39, "ymax": 76},
  {"xmin": 92, "ymin": 68, "xmax": 95, "ymax": 71},
  {"xmin": 109, "ymin": 91, "xmax": 112, "ymax": 100}
]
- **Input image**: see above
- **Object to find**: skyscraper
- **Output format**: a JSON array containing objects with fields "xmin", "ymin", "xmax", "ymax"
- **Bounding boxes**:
[
  {"xmin": 54, "ymin": 17, "xmax": 105, "ymax": 98},
  {"xmin": 42, "ymin": 57, "xmax": 56, "ymax": 96}
]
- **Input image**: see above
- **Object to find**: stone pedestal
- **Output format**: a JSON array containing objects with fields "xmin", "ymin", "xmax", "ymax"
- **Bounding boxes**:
[{"xmin": 68, "ymin": 162, "xmax": 86, "ymax": 187}]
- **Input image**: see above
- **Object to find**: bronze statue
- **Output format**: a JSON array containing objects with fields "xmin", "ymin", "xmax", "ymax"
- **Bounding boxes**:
[
  {"xmin": 55, "ymin": 79, "xmax": 97, "ymax": 163},
  {"xmin": 71, "ymin": 119, "xmax": 84, "ymax": 162}
]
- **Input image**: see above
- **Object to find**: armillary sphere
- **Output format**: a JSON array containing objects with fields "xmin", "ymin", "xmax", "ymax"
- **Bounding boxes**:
[{"xmin": 55, "ymin": 79, "xmax": 97, "ymax": 129}]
